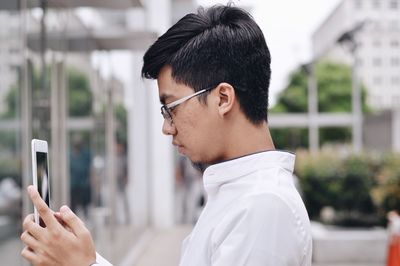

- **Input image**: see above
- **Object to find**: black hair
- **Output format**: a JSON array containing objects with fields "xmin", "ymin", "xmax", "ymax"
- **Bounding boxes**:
[{"xmin": 141, "ymin": 4, "xmax": 271, "ymax": 124}]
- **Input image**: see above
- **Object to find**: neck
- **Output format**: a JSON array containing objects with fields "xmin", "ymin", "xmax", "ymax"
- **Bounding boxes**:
[{"xmin": 221, "ymin": 118, "xmax": 275, "ymax": 161}]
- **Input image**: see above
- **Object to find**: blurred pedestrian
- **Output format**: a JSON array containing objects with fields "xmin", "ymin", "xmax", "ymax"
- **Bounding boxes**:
[
  {"xmin": 69, "ymin": 133, "xmax": 92, "ymax": 218},
  {"xmin": 115, "ymin": 142, "xmax": 130, "ymax": 225},
  {"xmin": 175, "ymin": 155, "xmax": 203, "ymax": 224},
  {"xmin": 21, "ymin": 4, "xmax": 312, "ymax": 266},
  {"xmin": 387, "ymin": 210, "xmax": 400, "ymax": 266}
]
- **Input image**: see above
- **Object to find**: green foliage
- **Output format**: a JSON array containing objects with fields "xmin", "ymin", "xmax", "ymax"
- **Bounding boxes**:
[
  {"xmin": 271, "ymin": 128, "xmax": 309, "ymax": 150},
  {"xmin": 2, "ymin": 84, "xmax": 19, "ymax": 119},
  {"xmin": 68, "ymin": 68, "xmax": 92, "ymax": 116},
  {"xmin": 115, "ymin": 104, "xmax": 128, "ymax": 147},
  {"xmin": 338, "ymin": 156, "xmax": 375, "ymax": 213},
  {"xmin": 270, "ymin": 61, "xmax": 371, "ymax": 150},
  {"xmin": 297, "ymin": 151, "xmax": 400, "ymax": 227},
  {"xmin": 296, "ymin": 151, "xmax": 342, "ymax": 218},
  {"xmin": 0, "ymin": 156, "xmax": 21, "ymax": 185},
  {"xmin": 371, "ymin": 154, "xmax": 400, "ymax": 216},
  {"xmin": 316, "ymin": 62, "xmax": 353, "ymax": 112},
  {"xmin": 1, "ymin": 66, "xmax": 93, "ymax": 118},
  {"xmin": 0, "ymin": 66, "xmax": 93, "ymax": 154},
  {"xmin": 320, "ymin": 127, "xmax": 352, "ymax": 143}
]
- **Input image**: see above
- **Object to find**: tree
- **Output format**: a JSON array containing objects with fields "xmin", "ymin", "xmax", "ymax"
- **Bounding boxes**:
[
  {"xmin": 270, "ymin": 61, "xmax": 370, "ymax": 150},
  {"xmin": 115, "ymin": 104, "xmax": 128, "ymax": 147},
  {"xmin": 1, "ymin": 67, "xmax": 92, "ymax": 118},
  {"xmin": 68, "ymin": 68, "xmax": 92, "ymax": 117}
]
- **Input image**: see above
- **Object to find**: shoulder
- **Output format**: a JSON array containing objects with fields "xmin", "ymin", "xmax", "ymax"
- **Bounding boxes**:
[
  {"xmin": 211, "ymin": 191, "xmax": 312, "ymax": 261},
  {"xmin": 225, "ymin": 191, "xmax": 299, "ymax": 225},
  {"xmin": 212, "ymin": 190, "xmax": 311, "ymax": 242}
]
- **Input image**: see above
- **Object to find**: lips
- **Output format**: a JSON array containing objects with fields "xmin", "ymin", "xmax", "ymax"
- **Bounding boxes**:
[
  {"xmin": 172, "ymin": 141, "xmax": 185, "ymax": 154},
  {"xmin": 172, "ymin": 140, "xmax": 180, "ymax": 147}
]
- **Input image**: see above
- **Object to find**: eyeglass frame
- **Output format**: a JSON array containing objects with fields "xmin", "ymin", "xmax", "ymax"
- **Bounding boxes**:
[{"xmin": 161, "ymin": 87, "xmax": 214, "ymax": 125}]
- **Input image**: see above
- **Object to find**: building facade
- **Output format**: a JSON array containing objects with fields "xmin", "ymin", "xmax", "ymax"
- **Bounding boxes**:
[{"xmin": 312, "ymin": 0, "xmax": 400, "ymax": 110}]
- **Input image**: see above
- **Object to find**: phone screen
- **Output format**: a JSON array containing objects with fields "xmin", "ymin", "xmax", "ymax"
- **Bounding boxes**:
[{"xmin": 36, "ymin": 151, "xmax": 49, "ymax": 226}]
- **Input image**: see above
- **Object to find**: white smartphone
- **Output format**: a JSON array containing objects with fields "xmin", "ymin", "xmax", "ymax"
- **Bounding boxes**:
[{"xmin": 31, "ymin": 139, "xmax": 51, "ymax": 227}]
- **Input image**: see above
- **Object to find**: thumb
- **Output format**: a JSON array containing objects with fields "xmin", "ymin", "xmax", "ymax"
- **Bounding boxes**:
[{"xmin": 60, "ymin": 205, "xmax": 86, "ymax": 237}]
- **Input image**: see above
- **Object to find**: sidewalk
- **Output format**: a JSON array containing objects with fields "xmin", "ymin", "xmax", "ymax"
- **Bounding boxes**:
[
  {"xmin": 120, "ymin": 224, "xmax": 193, "ymax": 266},
  {"xmin": 119, "ymin": 223, "xmax": 387, "ymax": 266}
]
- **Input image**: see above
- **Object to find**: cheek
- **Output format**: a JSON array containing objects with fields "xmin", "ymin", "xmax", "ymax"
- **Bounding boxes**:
[
  {"xmin": 176, "ymin": 104, "xmax": 218, "ymax": 145},
  {"xmin": 176, "ymin": 107, "xmax": 205, "ymax": 134},
  {"xmin": 192, "ymin": 119, "xmax": 222, "ymax": 156}
]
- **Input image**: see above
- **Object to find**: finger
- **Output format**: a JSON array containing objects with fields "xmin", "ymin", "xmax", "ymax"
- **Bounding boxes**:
[
  {"xmin": 23, "ymin": 214, "xmax": 44, "ymax": 240},
  {"xmin": 21, "ymin": 246, "xmax": 39, "ymax": 265},
  {"xmin": 22, "ymin": 213, "xmax": 34, "ymax": 227},
  {"xmin": 54, "ymin": 212, "xmax": 73, "ymax": 232},
  {"xmin": 54, "ymin": 212, "xmax": 64, "ymax": 224},
  {"xmin": 59, "ymin": 205, "xmax": 87, "ymax": 237},
  {"xmin": 20, "ymin": 231, "xmax": 40, "ymax": 250},
  {"xmin": 27, "ymin": 186, "xmax": 58, "ymax": 229}
]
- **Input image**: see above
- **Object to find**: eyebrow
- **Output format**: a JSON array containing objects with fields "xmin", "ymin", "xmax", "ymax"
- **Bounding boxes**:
[{"xmin": 159, "ymin": 94, "xmax": 174, "ymax": 105}]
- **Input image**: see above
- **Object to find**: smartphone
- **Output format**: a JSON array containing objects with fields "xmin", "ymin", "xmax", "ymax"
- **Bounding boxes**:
[{"xmin": 31, "ymin": 139, "xmax": 50, "ymax": 227}]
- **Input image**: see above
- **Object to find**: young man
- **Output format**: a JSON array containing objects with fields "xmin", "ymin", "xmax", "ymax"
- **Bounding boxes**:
[{"xmin": 21, "ymin": 4, "xmax": 312, "ymax": 266}]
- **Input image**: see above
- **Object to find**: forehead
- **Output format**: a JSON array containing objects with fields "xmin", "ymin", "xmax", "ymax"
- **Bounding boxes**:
[{"xmin": 157, "ymin": 66, "xmax": 194, "ymax": 103}]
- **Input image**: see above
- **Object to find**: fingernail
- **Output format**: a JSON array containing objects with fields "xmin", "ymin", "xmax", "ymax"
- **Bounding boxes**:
[{"xmin": 60, "ymin": 205, "xmax": 71, "ymax": 214}]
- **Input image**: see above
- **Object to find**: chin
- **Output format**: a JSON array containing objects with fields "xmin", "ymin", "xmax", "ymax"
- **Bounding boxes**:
[
  {"xmin": 186, "ymin": 150, "xmax": 220, "ymax": 166},
  {"xmin": 184, "ymin": 157, "xmax": 209, "ymax": 173},
  {"xmin": 185, "ymin": 154, "xmax": 202, "ymax": 164}
]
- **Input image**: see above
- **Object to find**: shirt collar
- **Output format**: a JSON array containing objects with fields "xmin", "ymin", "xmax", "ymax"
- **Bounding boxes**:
[{"xmin": 203, "ymin": 150, "xmax": 295, "ymax": 195}]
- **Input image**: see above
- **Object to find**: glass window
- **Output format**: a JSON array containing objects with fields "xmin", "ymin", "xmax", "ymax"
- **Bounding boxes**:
[
  {"xmin": 373, "ymin": 39, "xmax": 382, "ymax": 47},
  {"xmin": 391, "ymin": 57, "xmax": 400, "ymax": 66},
  {"xmin": 390, "ymin": 0, "xmax": 399, "ymax": 9},
  {"xmin": 388, "ymin": 20, "xmax": 399, "ymax": 31},
  {"xmin": 372, "ymin": 0, "xmax": 381, "ymax": 8},
  {"xmin": 393, "ymin": 95, "xmax": 400, "ymax": 107},
  {"xmin": 391, "ymin": 76, "xmax": 400, "ymax": 84},
  {"xmin": 355, "ymin": 0, "xmax": 363, "ymax": 9},
  {"xmin": 373, "ymin": 76, "xmax": 383, "ymax": 85},
  {"xmin": 373, "ymin": 57, "xmax": 382, "ymax": 66},
  {"xmin": 390, "ymin": 39, "xmax": 400, "ymax": 47},
  {"xmin": 373, "ymin": 21, "xmax": 383, "ymax": 31},
  {"xmin": 0, "ymin": 8, "xmax": 24, "ymax": 266}
]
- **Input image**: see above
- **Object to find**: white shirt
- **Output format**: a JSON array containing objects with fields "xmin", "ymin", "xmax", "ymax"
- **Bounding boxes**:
[
  {"xmin": 95, "ymin": 252, "xmax": 113, "ymax": 266},
  {"xmin": 179, "ymin": 150, "xmax": 312, "ymax": 266}
]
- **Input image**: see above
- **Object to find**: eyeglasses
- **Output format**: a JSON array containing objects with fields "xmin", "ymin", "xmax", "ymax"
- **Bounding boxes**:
[{"xmin": 161, "ymin": 87, "xmax": 213, "ymax": 125}]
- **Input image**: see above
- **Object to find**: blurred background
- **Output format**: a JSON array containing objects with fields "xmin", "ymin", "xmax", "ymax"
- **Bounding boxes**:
[{"xmin": 0, "ymin": 0, "xmax": 399, "ymax": 265}]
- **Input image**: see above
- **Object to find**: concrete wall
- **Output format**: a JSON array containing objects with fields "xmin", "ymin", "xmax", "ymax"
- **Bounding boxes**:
[
  {"xmin": 312, "ymin": 222, "xmax": 387, "ymax": 264},
  {"xmin": 364, "ymin": 108, "xmax": 400, "ymax": 153},
  {"xmin": 364, "ymin": 111, "xmax": 393, "ymax": 152}
]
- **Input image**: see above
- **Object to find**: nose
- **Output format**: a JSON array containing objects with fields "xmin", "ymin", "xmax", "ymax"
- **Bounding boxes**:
[{"xmin": 162, "ymin": 119, "xmax": 176, "ymax": 135}]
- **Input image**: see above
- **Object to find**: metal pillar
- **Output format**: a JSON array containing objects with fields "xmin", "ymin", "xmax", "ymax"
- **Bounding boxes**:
[
  {"xmin": 129, "ymin": 52, "xmax": 150, "ymax": 227},
  {"xmin": 38, "ymin": 0, "xmax": 49, "ymax": 140},
  {"xmin": 393, "ymin": 108, "xmax": 400, "ymax": 153},
  {"xmin": 337, "ymin": 22, "xmax": 366, "ymax": 153},
  {"xmin": 145, "ymin": 0, "xmax": 175, "ymax": 228},
  {"xmin": 50, "ymin": 57, "xmax": 69, "ymax": 209},
  {"xmin": 305, "ymin": 63, "xmax": 319, "ymax": 154},
  {"xmin": 105, "ymin": 79, "xmax": 116, "ymax": 257},
  {"xmin": 352, "ymin": 48, "xmax": 363, "ymax": 153},
  {"xmin": 20, "ymin": 4, "xmax": 33, "ymax": 266}
]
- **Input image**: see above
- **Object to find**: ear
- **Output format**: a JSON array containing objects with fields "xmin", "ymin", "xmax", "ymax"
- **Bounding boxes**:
[{"xmin": 216, "ymin": 83, "xmax": 236, "ymax": 117}]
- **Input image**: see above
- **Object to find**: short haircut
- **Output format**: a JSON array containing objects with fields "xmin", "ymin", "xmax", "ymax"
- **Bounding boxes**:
[{"xmin": 142, "ymin": 4, "xmax": 271, "ymax": 124}]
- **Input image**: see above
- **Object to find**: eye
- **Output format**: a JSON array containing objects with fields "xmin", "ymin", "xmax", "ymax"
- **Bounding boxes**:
[{"xmin": 169, "ymin": 106, "xmax": 177, "ymax": 112}]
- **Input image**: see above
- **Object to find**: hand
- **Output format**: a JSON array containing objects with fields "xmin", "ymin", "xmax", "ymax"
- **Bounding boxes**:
[{"xmin": 21, "ymin": 185, "xmax": 96, "ymax": 266}]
